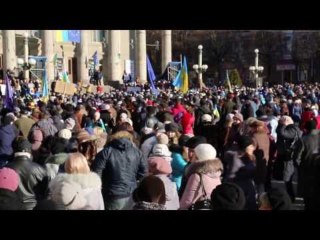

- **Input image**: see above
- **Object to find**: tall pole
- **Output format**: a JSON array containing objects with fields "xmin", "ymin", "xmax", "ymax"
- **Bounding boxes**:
[
  {"xmin": 24, "ymin": 31, "xmax": 29, "ymax": 81},
  {"xmin": 78, "ymin": 30, "xmax": 89, "ymax": 85},
  {"xmin": 255, "ymin": 50, "xmax": 259, "ymax": 86},
  {"xmin": 198, "ymin": 45, "xmax": 203, "ymax": 90}
]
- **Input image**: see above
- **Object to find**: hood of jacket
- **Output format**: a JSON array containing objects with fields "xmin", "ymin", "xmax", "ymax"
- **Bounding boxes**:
[
  {"xmin": 186, "ymin": 159, "xmax": 222, "ymax": 179},
  {"xmin": 45, "ymin": 153, "xmax": 69, "ymax": 165},
  {"xmin": 109, "ymin": 132, "xmax": 134, "ymax": 151},
  {"xmin": 49, "ymin": 172, "xmax": 102, "ymax": 190}
]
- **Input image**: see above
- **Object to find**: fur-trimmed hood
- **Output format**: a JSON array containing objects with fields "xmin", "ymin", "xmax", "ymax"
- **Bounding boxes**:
[
  {"xmin": 186, "ymin": 159, "xmax": 223, "ymax": 179},
  {"xmin": 49, "ymin": 172, "xmax": 102, "ymax": 190}
]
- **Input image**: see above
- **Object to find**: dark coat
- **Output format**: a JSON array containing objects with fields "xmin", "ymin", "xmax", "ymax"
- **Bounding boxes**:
[
  {"xmin": 7, "ymin": 155, "xmax": 49, "ymax": 210},
  {"xmin": 0, "ymin": 124, "xmax": 19, "ymax": 160},
  {"xmin": 92, "ymin": 132, "xmax": 148, "ymax": 201},
  {"xmin": 0, "ymin": 189, "xmax": 24, "ymax": 210}
]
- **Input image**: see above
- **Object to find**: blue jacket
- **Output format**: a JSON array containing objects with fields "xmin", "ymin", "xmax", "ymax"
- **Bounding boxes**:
[
  {"xmin": 0, "ymin": 124, "xmax": 18, "ymax": 160},
  {"xmin": 171, "ymin": 152, "xmax": 187, "ymax": 190},
  {"xmin": 92, "ymin": 136, "xmax": 148, "ymax": 200}
]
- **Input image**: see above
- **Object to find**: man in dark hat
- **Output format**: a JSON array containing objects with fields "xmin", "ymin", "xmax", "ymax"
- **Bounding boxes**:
[{"xmin": 7, "ymin": 137, "xmax": 48, "ymax": 210}]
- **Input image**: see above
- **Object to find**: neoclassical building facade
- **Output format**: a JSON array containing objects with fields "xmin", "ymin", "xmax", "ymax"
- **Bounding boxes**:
[{"xmin": 0, "ymin": 30, "xmax": 172, "ymax": 85}]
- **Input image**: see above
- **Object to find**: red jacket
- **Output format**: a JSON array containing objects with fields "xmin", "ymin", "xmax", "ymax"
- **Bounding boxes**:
[
  {"xmin": 171, "ymin": 104, "xmax": 187, "ymax": 118},
  {"xmin": 181, "ymin": 111, "xmax": 195, "ymax": 135},
  {"xmin": 301, "ymin": 110, "xmax": 315, "ymax": 131}
]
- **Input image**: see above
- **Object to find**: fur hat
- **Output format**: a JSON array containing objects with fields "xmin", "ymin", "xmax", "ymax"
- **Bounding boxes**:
[
  {"xmin": 148, "ymin": 157, "xmax": 172, "ymax": 175},
  {"xmin": 211, "ymin": 183, "xmax": 246, "ymax": 210},
  {"xmin": 58, "ymin": 129, "xmax": 72, "ymax": 140},
  {"xmin": 194, "ymin": 144, "xmax": 217, "ymax": 161},
  {"xmin": 51, "ymin": 180, "xmax": 87, "ymax": 210},
  {"xmin": 0, "ymin": 168, "xmax": 19, "ymax": 192},
  {"xmin": 201, "ymin": 114, "xmax": 213, "ymax": 122},
  {"xmin": 157, "ymin": 133, "xmax": 169, "ymax": 145},
  {"xmin": 152, "ymin": 144, "xmax": 171, "ymax": 157}
]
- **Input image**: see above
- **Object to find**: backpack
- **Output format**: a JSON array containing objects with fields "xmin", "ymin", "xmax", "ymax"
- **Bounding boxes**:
[
  {"xmin": 188, "ymin": 174, "xmax": 212, "ymax": 210},
  {"xmin": 284, "ymin": 130, "xmax": 300, "ymax": 161}
]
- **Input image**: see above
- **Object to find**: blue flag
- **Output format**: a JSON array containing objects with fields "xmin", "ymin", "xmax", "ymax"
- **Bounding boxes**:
[
  {"xmin": 42, "ymin": 68, "xmax": 49, "ymax": 99},
  {"xmin": 4, "ymin": 74, "xmax": 14, "ymax": 110},
  {"xmin": 68, "ymin": 30, "xmax": 80, "ymax": 43},
  {"xmin": 92, "ymin": 51, "xmax": 99, "ymax": 66},
  {"xmin": 146, "ymin": 55, "xmax": 159, "ymax": 95}
]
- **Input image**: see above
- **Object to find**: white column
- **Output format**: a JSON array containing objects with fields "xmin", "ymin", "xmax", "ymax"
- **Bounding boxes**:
[
  {"xmin": 78, "ymin": 30, "xmax": 89, "ymax": 84},
  {"xmin": 161, "ymin": 30, "xmax": 172, "ymax": 73},
  {"xmin": 3, "ymin": 30, "xmax": 16, "ymax": 72},
  {"xmin": 41, "ymin": 30, "xmax": 55, "ymax": 82},
  {"xmin": 136, "ymin": 30, "xmax": 147, "ymax": 84},
  {"xmin": 107, "ymin": 30, "xmax": 122, "ymax": 82},
  {"xmin": 198, "ymin": 46, "xmax": 203, "ymax": 89}
]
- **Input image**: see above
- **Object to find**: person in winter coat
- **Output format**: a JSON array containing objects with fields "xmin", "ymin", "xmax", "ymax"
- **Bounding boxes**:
[
  {"xmin": 194, "ymin": 98, "xmax": 212, "ymax": 135},
  {"xmin": 295, "ymin": 120, "xmax": 320, "ymax": 210},
  {"xmin": 180, "ymin": 144, "xmax": 223, "ymax": 210},
  {"xmin": 198, "ymin": 114, "xmax": 219, "ymax": 150},
  {"xmin": 181, "ymin": 102, "xmax": 195, "ymax": 136},
  {"xmin": 140, "ymin": 119, "xmax": 158, "ymax": 160},
  {"xmin": 170, "ymin": 135, "xmax": 190, "ymax": 191},
  {"xmin": 0, "ymin": 115, "xmax": 19, "ymax": 165},
  {"xmin": 275, "ymin": 116, "xmax": 302, "ymax": 201},
  {"xmin": 248, "ymin": 120, "xmax": 270, "ymax": 194},
  {"xmin": 148, "ymin": 156, "xmax": 180, "ymax": 210},
  {"xmin": 258, "ymin": 187, "xmax": 293, "ymax": 210},
  {"xmin": 132, "ymin": 175, "xmax": 166, "ymax": 210},
  {"xmin": 7, "ymin": 137, "xmax": 48, "ymax": 210},
  {"xmin": 0, "ymin": 167, "xmax": 24, "ymax": 210},
  {"xmin": 49, "ymin": 152, "xmax": 104, "ymax": 210},
  {"xmin": 224, "ymin": 135, "xmax": 257, "ymax": 210},
  {"xmin": 171, "ymin": 98, "xmax": 187, "ymax": 122},
  {"xmin": 14, "ymin": 107, "xmax": 35, "ymax": 138},
  {"xmin": 92, "ymin": 130, "xmax": 148, "ymax": 210},
  {"xmin": 28, "ymin": 110, "xmax": 58, "ymax": 141}
]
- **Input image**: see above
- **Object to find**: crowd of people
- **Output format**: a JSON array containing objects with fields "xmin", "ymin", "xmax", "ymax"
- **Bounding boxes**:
[{"xmin": 0, "ymin": 78, "xmax": 320, "ymax": 210}]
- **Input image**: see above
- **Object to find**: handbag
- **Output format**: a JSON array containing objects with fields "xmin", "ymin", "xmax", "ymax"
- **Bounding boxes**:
[{"xmin": 189, "ymin": 174, "xmax": 212, "ymax": 210}]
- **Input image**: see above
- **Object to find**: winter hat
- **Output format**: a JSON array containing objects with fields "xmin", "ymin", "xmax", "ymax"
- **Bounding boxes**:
[
  {"xmin": 65, "ymin": 118, "xmax": 76, "ymax": 130},
  {"xmin": 165, "ymin": 122, "xmax": 180, "ymax": 132},
  {"xmin": 154, "ymin": 122, "xmax": 165, "ymax": 133},
  {"xmin": 178, "ymin": 134, "xmax": 192, "ymax": 147},
  {"xmin": 157, "ymin": 133, "xmax": 169, "ymax": 145},
  {"xmin": 237, "ymin": 135, "xmax": 254, "ymax": 150},
  {"xmin": 12, "ymin": 137, "xmax": 32, "ymax": 153},
  {"xmin": 185, "ymin": 136, "xmax": 207, "ymax": 149},
  {"xmin": 0, "ymin": 168, "xmax": 19, "ymax": 192},
  {"xmin": 58, "ymin": 129, "xmax": 72, "ymax": 140},
  {"xmin": 120, "ymin": 112, "xmax": 128, "ymax": 120},
  {"xmin": 146, "ymin": 118, "xmax": 157, "ymax": 129},
  {"xmin": 51, "ymin": 180, "xmax": 87, "ymax": 210},
  {"xmin": 233, "ymin": 113, "xmax": 244, "ymax": 122},
  {"xmin": 211, "ymin": 182, "xmax": 246, "ymax": 210},
  {"xmin": 194, "ymin": 144, "xmax": 217, "ymax": 161},
  {"xmin": 148, "ymin": 158, "xmax": 172, "ymax": 175},
  {"xmin": 152, "ymin": 144, "xmax": 171, "ymax": 157},
  {"xmin": 226, "ymin": 113, "xmax": 235, "ymax": 121},
  {"xmin": 267, "ymin": 188, "xmax": 292, "ymax": 210},
  {"xmin": 201, "ymin": 114, "xmax": 213, "ymax": 122}
]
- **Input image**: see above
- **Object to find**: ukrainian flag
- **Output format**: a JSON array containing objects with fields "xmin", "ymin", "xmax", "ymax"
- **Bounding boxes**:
[
  {"xmin": 172, "ymin": 56, "xmax": 189, "ymax": 94},
  {"xmin": 56, "ymin": 30, "xmax": 69, "ymax": 42}
]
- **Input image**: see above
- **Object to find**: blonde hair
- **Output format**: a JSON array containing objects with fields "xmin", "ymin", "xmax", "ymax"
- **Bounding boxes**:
[{"xmin": 64, "ymin": 153, "xmax": 90, "ymax": 174}]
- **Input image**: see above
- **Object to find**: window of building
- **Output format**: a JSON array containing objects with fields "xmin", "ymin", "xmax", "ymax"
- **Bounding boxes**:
[{"xmin": 92, "ymin": 30, "xmax": 105, "ymax": 42}]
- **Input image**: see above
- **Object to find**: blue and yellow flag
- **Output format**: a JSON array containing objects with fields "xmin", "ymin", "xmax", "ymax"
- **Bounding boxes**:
[{"xmin": 172, "ymin": 56, "xmax": 189, "ymax": 94}]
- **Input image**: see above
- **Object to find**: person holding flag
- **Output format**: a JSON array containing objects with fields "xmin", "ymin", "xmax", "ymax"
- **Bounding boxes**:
[{"xmin": 172, "ymin": 56, "xmax": 189, "ymax": 94}]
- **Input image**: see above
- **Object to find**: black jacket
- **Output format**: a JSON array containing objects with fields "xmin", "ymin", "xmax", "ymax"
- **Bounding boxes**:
[
  {"xmin": 276, "ymin": 123, "xmax": 302, "ymax": 157},
  {"xmin": 0, "ymin": 189, "xmax": 24, "ymax": 210},
  {"xmin": 7, "ymin": 155, "xmax": 49, "ymax": 210},
  {"xmin": 92, "ymin": 137, "xmax": 148, "ymax": 200}
]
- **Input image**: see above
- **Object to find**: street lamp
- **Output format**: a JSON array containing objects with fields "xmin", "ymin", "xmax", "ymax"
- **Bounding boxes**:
[
  {"xmin": 193, "ymin": 45, "xmax": 208, "ymax": 91},
  {"xmin": 17, "ymin": 31, "xmax": 36, "ymax": 81},
  {"xmin": 249, "ymin": 49, "xmax": 264, "ymax": 88}
]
